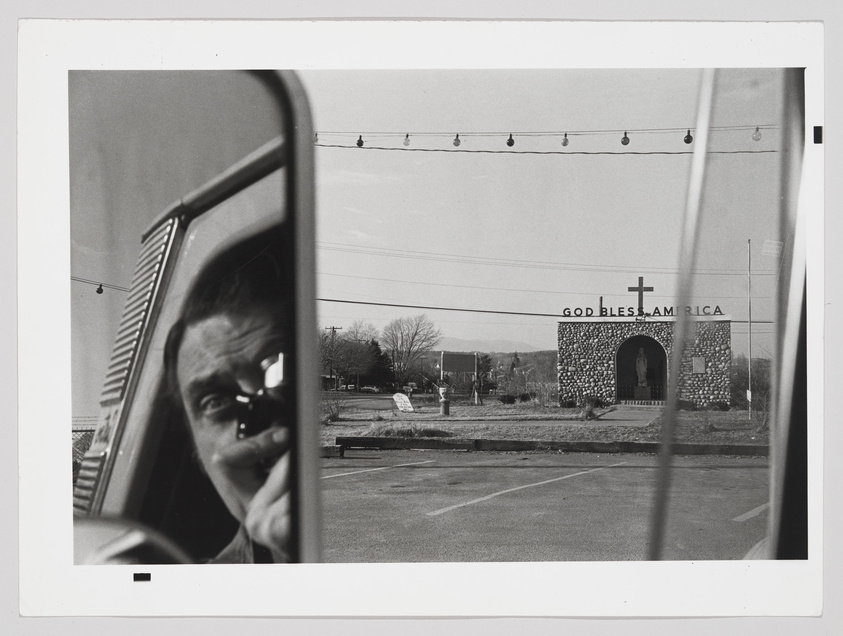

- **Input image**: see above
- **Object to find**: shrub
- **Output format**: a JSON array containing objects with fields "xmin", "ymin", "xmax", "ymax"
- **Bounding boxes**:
[
  {"xmin": 677, "ymin": 399, "xmax": 697, "ymax": 411},
  {"xmin": 365, "ymin": 423, "xmax": 452, "ymax": 438},
  {"xmin": 753, "ymin": 407, "xmax": 771, "ymax": 432},
  {"xmin": 499, "ymin": 394, "xmax": 517, "ymax": 405},
  {"xmin": 560, "ymin": 399, "xmax": 577, "ymax": 408},
  {"xmin": 525, "ymin": 383, "xmax": 557, "ymax": 407},
  {"xmin": 320, "ymin": 393, "xmax": 347, "ymax": 423},
  {"xmin": 707, "ymin": 401, "xmax": 730, "ymax": 412},
  {"xmin": 579, "ymin": 395, "xmax": 603, "ymax": 420},
  {"xmin": 518, "ymin": 392, "xmax": 534, "ymax": 403}
]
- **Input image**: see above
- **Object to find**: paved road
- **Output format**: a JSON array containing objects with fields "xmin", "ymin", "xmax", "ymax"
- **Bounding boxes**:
[{"xmin": 321, "ymin": 450, "xmax": 769, "ymax": 562}]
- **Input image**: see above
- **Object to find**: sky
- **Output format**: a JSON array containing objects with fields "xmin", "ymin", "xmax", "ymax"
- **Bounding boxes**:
[
  {"xmin": 70, "ymin": 68, "xmax": 788, "ymax": 416},
  {"xmin": 301, "ymin": 68, "xmax": 785, "ymax": 353},
  {"xmin": 69, "ymin": 71, "xmax": 289, "ymax": 419}
]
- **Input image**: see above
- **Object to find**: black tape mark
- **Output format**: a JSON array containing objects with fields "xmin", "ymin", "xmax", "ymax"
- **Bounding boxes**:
[
  {"xmin": 814, "ymin": 126, "xmax": 823, "ymax": 144},
  {"xmin": 133, "ymin": 572, "xmax": 151, "ymax": 582}
]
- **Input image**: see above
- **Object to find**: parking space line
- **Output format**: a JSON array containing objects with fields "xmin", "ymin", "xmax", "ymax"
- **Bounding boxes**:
[
  {"xmin": 732, "ymin": 502, "xmax": 770, "ymax": 522},
  {"xmin": 426, "ymin": 461, "xmax": 628, "ymax": 516},
  {"xmin": 322, "ymin": 460, "xmax": 435, "ymax": 480}
]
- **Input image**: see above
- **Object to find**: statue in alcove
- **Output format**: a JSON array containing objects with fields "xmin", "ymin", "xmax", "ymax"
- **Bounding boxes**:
[{"xmin": 636, "ymin": 348, "xmax": 648, "ymax": 387}]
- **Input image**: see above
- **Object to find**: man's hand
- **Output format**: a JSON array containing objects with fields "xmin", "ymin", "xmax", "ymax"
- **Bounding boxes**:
[{"xmin": 211, "ymin": 427, "xmax": 291, "ymax": 562}]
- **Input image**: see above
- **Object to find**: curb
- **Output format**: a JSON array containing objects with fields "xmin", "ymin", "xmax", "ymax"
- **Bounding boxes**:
[{"xmin": 334, "ymin": 436, "xmax": 769, "ymax": 457}]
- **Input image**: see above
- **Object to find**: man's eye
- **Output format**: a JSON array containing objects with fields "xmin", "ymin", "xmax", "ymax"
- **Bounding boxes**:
[{"xmin": 198, "ymin": 393, "xmax": 237, "ymax": 418}]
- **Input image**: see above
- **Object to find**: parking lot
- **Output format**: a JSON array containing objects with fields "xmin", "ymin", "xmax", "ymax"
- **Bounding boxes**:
[{"xmin": 320, "ymin": 450, "xmax": 770, "ymax": 562}]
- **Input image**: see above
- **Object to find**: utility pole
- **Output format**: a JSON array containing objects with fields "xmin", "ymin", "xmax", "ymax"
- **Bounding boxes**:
[
  {"xmin": 747, "ymin": 240, "xmax": 752, "ymax": 417},
  {"xmin": 324, "ymin": 326, "xmax": 342, "ymax": 390}
]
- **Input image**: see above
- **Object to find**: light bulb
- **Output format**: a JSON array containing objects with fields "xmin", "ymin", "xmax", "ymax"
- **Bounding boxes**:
[
  {"xmin": 684, "ymin": 130, "xmax": 693, "ymax": 144},
  {"xmin": 453, "ymin": 134, "xmax": 461, "ymax": 147},
  {"xmin": 314, "ymin": 132, "xmax": 318, "ymax": 142},
  {"xmin": 621, "ymin": 132, "xmax": 630, "ymax": 146},
  {"xmin": 561, "ymin": 133, "xmax": 569, "ymax": 147},
  {"xmin": 403, "ymin": 134, "xmax": 410, "ymax": 147},
  {"xmin": 752, "ymin": 127, "xmax": 762, "ymax": 142},
  {"xmin": 506, "ymin": 133, "xmax": 514, "ymax": 147},
  {"xmin": 96, "ymin": 284, "xmax": 104, "ymax": 294},
  {"xmin": 356, "ymin": 135, "xmax": 364, "ymax": 147}
]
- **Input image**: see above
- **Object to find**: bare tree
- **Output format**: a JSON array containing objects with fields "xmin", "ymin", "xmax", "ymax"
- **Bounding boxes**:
[
  {"xmin": 318, "ymin": 329, "xmax": 339, "ymax": 388},
  {"xmin": 330, "ymin": 321, "xmax": 379, "ymax": 389},
  {"xmin": 381, "ymin": 314, "xmax": 441, "ymax": 387},
  {"xmin": 335, "ymin": 342, "xmax": 376, "ymax": 389},
  {"xmin": 319, "ymin": 322, "xmax": 380, "ymax": 386},
  {"xmin": 319, "ymin": 321, "xmax": 384, "ymax": 390},
  {"xmin": 345, "ymin": 320, "xmax": 379, "ymax": 343}
]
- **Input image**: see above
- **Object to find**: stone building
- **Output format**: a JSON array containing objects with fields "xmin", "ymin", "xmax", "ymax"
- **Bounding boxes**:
[{"xmin": 557, "ymin": 315, "xmax": 732, "ymax": 408}]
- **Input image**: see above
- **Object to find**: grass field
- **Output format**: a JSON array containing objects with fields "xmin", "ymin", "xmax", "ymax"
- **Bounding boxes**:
[{"xmin": 319, "ymin": 399, "xmax": 769, "ymax": 448}]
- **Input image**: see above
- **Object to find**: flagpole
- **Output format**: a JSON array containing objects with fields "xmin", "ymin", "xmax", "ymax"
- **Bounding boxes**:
[{"xmin": 748, "ymin": 239, "xmax": 752, "ymax": 417}]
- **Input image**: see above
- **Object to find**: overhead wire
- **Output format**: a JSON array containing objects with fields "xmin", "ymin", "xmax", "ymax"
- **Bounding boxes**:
[
  {"xmin": 315, "ymin": 123, "xmax": 777, "ymax": 155},
  {"xmin": 319, "ymin": 270, "xmax": 777, "ymax": 297},
  {"xmin": 71, "ymin": 276, "xmax": 130, "ymax": 293},
  {"xmin": 318, "ymin": 295, "xmax": 774, "ymax": 322},
  {"xmin": 318, "ymin": 242, "xmax": 775, "ymax": 277},
  {"xmin": 316, "ymin": 143, "xmax": 776, "ymax": 157},
  {"xmin": 315, "ymin": 124, "xmax": 777, "ymax": 137}
]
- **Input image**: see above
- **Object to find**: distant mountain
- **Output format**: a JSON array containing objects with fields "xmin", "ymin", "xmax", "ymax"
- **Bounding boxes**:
[{"xmin": 435, "ymin": 336, "xmax": 547, "ymax": 354}]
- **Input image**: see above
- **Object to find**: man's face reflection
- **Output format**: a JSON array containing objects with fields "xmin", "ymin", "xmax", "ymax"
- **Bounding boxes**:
[{"xmin": 176, "ymin": 306, "xmax": 291, "ymax": 553}]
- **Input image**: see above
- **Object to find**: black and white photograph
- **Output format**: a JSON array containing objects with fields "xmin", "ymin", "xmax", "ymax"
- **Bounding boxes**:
[
  {"xmin": 70, "ymin": 66, "xmax": 806, "ymax": 565},
  {"xmin": 17, "ymin": 19, "xmax": 825, "ymax": 620}
]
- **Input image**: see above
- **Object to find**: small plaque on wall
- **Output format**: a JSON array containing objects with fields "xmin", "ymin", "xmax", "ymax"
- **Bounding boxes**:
[{"xmin": 693, "ymin": 356, "xmax": 706, "ymax": 374}]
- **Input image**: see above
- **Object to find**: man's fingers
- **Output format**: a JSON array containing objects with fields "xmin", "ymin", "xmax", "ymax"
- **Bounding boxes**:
[
  {"xmin": 212, "ymin": 427, "xmax": 289, "ymax": 468},
  {"xmin": 244, "ymin": 453, "xmax": 292, "ymax": 557},
  {"xmin": 249, "ymin": 450, "xmax": 290, "ymax": 511},
  {"xmin": 247, "ymin": 490, "xmax": 291, "ymax": 560}
]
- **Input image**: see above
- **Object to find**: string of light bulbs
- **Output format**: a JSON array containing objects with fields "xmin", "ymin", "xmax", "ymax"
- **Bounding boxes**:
[
  {"xmin": 316, "ymin": 144, "xmax": 776, "ymax": 157},
  {"xmin": 314, "ymin": 124, "xmax": 772, "ymax": 149},
  {"xmin": 71, "ymin": 275, "xmax": 130, "ymax": 294}
]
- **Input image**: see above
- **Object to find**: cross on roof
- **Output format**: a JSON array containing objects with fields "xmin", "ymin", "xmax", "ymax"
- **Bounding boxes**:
[{"xmin": 628, "ymin": 276, "xmax": 654, "ymax": 312}]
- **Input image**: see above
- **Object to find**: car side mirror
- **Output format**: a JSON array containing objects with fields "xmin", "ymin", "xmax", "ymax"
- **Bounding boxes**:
[
  {"xmin": 74, "ymin": 517, "xmax": 193, "ymax": 565},
  {"xmin": 71, "ymin": 70, "xmax": 320, "ymax": 563}
]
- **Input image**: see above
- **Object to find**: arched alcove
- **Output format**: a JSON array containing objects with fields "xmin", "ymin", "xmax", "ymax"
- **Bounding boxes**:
[{"xmin": 615, "ymin": 335, "xmax": 667, "ymax": 401}]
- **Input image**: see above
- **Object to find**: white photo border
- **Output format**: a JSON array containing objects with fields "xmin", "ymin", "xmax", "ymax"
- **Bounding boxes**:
[{"xmin": 17, "ymin": 19, "xmax": 824, "ymax": 617}]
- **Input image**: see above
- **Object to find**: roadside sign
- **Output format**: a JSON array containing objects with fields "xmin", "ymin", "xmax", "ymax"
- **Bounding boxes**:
[
  {"xmin": 441, "ymin": 351, "xmax": 476, "ymax": 373},
  {"xmin": 392, "ymin": 393, "xmax": 414, "ymax": 412}
]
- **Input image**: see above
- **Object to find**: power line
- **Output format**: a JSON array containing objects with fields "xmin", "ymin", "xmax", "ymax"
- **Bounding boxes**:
[
  {"xmin": 71, "ymin": 276, "xmax": 130, "ymax": 293},
  {"xmin": 316, "ymin": 124, "xmax": 777, "ymax": 137},
  {"xmin": 318, "ymin": 242, "xmax": 775, "ymax": 277},
  {"xmin": 319, "ymin": 270, "xmax": 777, "ymax": 300},
  {"xmin": 320, "ymin": 297, "xmax": 562, "ymax": 318},
  {"xmin": 318, "ymin": 296, "xmax": 774, "ymax": 322},
  {"xmin": 316, "ymin": 143, "xmax": 777, "ymax": 157}
]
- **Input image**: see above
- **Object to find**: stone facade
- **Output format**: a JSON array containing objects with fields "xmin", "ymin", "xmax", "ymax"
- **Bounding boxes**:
[{"xmin": 557, "ymin": 316, "xmax": 731, "ymax": 407}]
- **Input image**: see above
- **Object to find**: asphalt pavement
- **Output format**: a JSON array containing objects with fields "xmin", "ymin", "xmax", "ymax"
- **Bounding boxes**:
[{"xmin": 320, "ymin": 449, "xmax": 769, "ymax": 563}]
